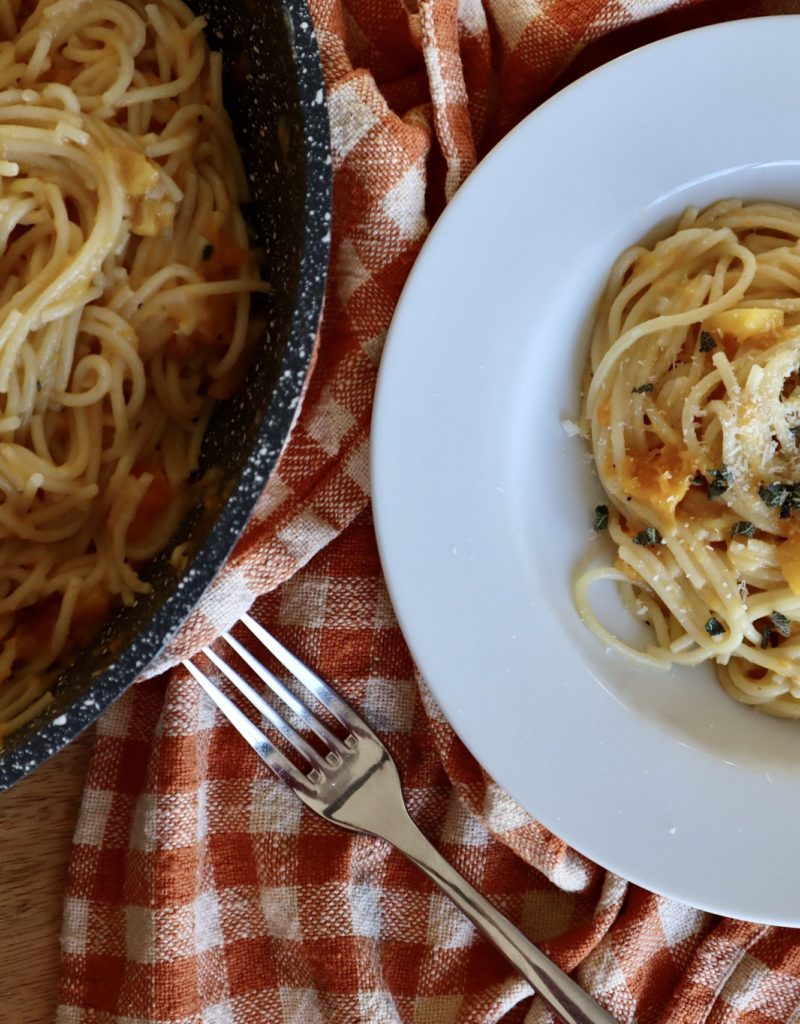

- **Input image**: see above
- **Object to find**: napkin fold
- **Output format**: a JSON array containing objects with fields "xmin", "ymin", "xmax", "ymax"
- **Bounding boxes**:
[{"xmin": 58, "ymin": 0, "xmax": 800, "ymax": 1021}]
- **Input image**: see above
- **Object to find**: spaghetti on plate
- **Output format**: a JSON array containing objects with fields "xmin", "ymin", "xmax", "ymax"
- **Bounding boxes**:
[{"xmin": 575, "ymin": 199, "xmax": 800, "ymax": 718}]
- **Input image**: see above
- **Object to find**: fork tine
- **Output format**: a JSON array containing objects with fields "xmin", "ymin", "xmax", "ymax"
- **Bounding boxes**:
[
  {"xmin": 200, "ymin": 645, "xmax": 324, "ymax": 768},
  {"xmin": 241, "ymin": 612, "xmax": 360, "ymax": 732},
  {"xmin": 183, "ymin": 658, "xmax": 305, "ymax": 787},
  {"xmin": 221, "ymin": 630, "xmax": 346, "ymax": 753}
]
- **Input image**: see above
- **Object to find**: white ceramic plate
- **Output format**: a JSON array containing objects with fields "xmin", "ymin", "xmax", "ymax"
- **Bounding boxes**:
[{"xmin": 371, "ymin": 17, "xmax": 800, "ymax": 925}]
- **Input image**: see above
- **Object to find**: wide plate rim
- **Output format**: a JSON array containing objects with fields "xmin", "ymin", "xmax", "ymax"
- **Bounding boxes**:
[{"xmin": 371, "ymin": 14, "xmax": 800, "ymax": 925}]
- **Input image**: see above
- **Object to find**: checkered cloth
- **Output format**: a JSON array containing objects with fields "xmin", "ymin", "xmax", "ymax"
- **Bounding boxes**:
[{"xmin": 57, "ymin": 0, "xmax": 800, "ymax": 1021}]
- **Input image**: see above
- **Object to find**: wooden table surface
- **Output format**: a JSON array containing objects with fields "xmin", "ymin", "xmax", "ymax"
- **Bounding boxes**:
[{"xmin": 0, "ymin": 731, "xmax": 93, "ymax": 1022}]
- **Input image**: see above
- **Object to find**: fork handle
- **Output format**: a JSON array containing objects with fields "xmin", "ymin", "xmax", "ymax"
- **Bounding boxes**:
[{"xmin": 386, "ymin": 812, "xmax": 618, "ymax": 1024}]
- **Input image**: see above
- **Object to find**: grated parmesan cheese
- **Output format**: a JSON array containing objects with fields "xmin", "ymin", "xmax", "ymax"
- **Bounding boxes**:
[{"xmin": 560, "ymin": 418, "xmax": 586, "ymax": 439}]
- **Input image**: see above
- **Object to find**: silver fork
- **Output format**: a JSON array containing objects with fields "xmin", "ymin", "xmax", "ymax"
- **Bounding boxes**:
[{"xmin": 183, "ymin": 613, "xmax": 618, "ymax": 1024}]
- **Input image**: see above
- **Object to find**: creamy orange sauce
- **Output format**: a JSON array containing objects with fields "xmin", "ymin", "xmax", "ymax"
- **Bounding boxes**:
[
  {"xmin": 110, "ymin": 145, "xmax": 159, "ymax": 196},
  {"xmin": 676, "ymin": 486, "xmax": 720, "ymax": 523},
  {"xmin": 704, "ymin": 307, "xmax": 784, "ymax": 343},
  {"xmin": 128, "ymin": 465, "xmax": 179, "ymax": 542},
  {"xmin": 109, "ymin": 146, "xmax": 175, "ymax": 236},
  {"xmin": 130, "ymin": 195, "xmax": 176, "ymax": 237},
  {"xmin": 619, "ymin": 444, "xmax": 691, "ymax": 518},
  {"xmin": 12, "ymin": 586, "xmax": 111, "ymax": 663},
  {"xmin": 716, "ymin": 330, "xmax": 784, "ymax": 360}
]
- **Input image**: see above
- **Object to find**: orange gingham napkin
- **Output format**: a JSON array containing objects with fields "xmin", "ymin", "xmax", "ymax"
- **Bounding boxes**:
[{"xmin": 56, "ymin": 1, "xmax": 800, "ymax": 1022}]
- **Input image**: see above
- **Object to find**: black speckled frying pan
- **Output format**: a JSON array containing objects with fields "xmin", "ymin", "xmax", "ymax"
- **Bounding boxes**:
[{"xmin": 0, "ymin": 0, "xmax": 332, "ymax": 789}]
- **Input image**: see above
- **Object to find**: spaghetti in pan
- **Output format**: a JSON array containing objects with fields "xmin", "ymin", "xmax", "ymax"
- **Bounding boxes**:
[{"xmin": 0, "ymin": 0, "xmax": 266, "ymax": 736}]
